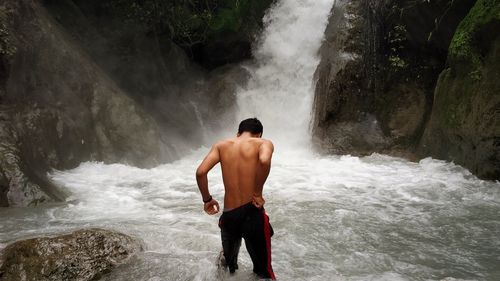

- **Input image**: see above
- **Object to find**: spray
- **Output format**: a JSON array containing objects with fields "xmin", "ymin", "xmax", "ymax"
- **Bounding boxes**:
[{"xmin": 234, "ymin": 0, "xmax": 335, "ymax": 151}]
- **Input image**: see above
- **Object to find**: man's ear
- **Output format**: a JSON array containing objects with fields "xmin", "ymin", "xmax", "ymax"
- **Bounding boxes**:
[{"xmin": 237, "ymin": 132, "xmax": 241, "ymax": 137}]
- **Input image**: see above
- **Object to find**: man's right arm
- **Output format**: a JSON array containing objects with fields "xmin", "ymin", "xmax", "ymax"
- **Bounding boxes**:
[
  {"xmin": 196, "ymin": 143, "xmax": 221, "ymax": 215},
  {"xmin": 253, "ymin": 140, "xmax": 274, "ymax": 208}
]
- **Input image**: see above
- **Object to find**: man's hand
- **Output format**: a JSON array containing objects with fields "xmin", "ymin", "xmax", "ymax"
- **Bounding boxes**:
[
  {"xmin": 204, "ymin": 198, "xmax": 220, "ymax": 215},
  {"xmin": 252, "ymin": 195, "xmax": 265, "ymax": 208}
]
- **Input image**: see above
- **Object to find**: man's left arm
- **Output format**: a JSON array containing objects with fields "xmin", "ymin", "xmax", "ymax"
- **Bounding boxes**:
[
  {"xmin": 196, "ymin": 144, "xmax": 221, "ymax": 215},
  {"xmin": 253, "ymin": 140, "xmax": 274, "ymax": 208}
]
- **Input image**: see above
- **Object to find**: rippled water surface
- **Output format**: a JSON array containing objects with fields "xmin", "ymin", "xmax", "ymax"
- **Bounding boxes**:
[{"xmin": 1, "ymin": 150, "xmax": 499, "ymax": 281}]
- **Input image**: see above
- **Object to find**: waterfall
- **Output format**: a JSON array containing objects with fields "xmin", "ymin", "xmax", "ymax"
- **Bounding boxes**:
[{"xmin": 234, "ymin": 0, "xmax": 334, "ymax": 150}]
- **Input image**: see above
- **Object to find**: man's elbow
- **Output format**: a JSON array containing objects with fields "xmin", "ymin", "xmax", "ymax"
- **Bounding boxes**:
[
  {"xmin": 260, "ymin": 158, "xmax": 272, "ymax": 167},
  {"xmin": 196, "ymin": 167, "xmax": 207, "ymax": 178}
]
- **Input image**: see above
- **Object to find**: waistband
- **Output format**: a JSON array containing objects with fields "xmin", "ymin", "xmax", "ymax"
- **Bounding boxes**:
[{"xmin": 223, "ymin": 201, "xmax": 257, "ymax": 213}]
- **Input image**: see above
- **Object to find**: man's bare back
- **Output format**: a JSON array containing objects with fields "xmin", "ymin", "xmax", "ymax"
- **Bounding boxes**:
[
  {"xmin": 218, "ymin": 135, "xmax": 273, "ymax": 209},
  {"xmin": 196, "ymin": 131, "xmax": 274, "ymax": 213}
]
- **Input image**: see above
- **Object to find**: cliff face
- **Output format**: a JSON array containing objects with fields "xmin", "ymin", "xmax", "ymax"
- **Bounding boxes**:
[
  {"xmin": 312, "ymin": 0, "xmax": 391, "ymax": 155},
  {"xmin": 0, "ymin": 0, "xmax": 166, "ymax": 206},
  {"xmin": 312, "ymin": 0, "xmax": 500, "ymax": 180},
  {"xmin": 313, "ymin": 0, "xmax": 477, "ymax": 156},
  {"xmin": 419, "ymin": 0, "xmax": 500, "ymax": 180},
  {"xmin": 43, "ymin": 0, "xmax": 209, "ymax": 158}
]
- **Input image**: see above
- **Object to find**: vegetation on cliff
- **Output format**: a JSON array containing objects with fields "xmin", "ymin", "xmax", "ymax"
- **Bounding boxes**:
[
  {"xmin": 312, "ymin": 0, "xmax": 477, "ymax": 156},
  {"xmin": 440, "ymin": 0, "xmax": 499, "ymax": 128},
  {"xmin": 80, "ymin": 0, "xmax": 273, "ymax": 68},
  {"xmin": 448, "ymin": 0, "xmax": 500, "ymax": 78}
]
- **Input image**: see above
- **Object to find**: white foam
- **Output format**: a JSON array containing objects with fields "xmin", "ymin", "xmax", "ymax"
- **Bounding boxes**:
[{"xmin": 32, "ymin": 150, "xmax": 500, "ymax": 280}]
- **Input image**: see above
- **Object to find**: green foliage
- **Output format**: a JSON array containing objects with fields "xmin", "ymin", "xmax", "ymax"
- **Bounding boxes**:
[
  {"xmin": 388, "ymin": 24, "xmax": 408, "ymax": 70},
  {"xmin": 388, "ymin": 55, "xmax": 408, "ymax": 68},
  {"xmin": 448, "ymin": 0, "xmax": 500, "ymax": 73},
  {"xmin": 103, "ymin": 0, "xmax": 272, "ymax": 48}
]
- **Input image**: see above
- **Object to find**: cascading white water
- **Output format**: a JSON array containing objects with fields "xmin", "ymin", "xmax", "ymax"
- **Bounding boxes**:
[
  {"xmin": 1, "ymin": 1, "xmax": 500, "ymax": 281},
  {"xmin": 235, "ymin": 0, "xmax": 333, "ymax": 149}
]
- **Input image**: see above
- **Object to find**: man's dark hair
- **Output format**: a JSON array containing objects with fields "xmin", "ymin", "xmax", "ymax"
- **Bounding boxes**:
[{"xmin": 238, "ymin": 118, "xmax": 263, "ymax": 135}]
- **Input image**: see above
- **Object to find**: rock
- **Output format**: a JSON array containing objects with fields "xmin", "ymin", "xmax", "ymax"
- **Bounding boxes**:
[
  {"xmin": 43, "ymin": 0, "xmax": 208, "ymax": 156},
  {"xmin": 312, "ymin": 0, "xmax": 476, "ymax": 156},
  {"xmin": 311, "ymin": 0, "xmax": 382, "ymax": 155},
  {"xmin": 315, "ymin": 113, "xmax": 391, "ymax": 155},
  {"xmin": 202, "ymin": 63, "xmax": 251, "ymax": 138},
  {"xmin": 419, "ymin": 0, "xmax": 500, "ymax": 180},
  {"xmin": 0, "ymin": 118, "xmax": 53, "ymax": 207},
  {"xmin": 0, "ymin": 0, "xmax": 167, "ymax": 206},
  {"xmin": 0, "ymin": 228, "xmax": 142, "ymax": 281}
]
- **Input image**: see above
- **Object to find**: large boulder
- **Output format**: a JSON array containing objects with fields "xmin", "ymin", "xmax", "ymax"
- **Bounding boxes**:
[
  {"xmin": 0, "ymin": 0, "xmax": 166, "ymax": 206},
  {"xmin": 43, "ymin": 0, "xmax": 210, "ymax": 157},
  {"xmin": 201, "ymin": 64, "xmax": 251, "ymax": 139},
  {"xmin": 419, "ymin": 0, "xmax": 500, "ymax": 180},
  {"xmin": 312, "ymin": 0, "xmax": 476, "ymax": 156},
  {"xmin": 311, "ymin": 0, "xmax": 391, "ymax": 155},
  {"xmin": 0, "ymin": 228, "xmax": 142, "ymax": 281}
]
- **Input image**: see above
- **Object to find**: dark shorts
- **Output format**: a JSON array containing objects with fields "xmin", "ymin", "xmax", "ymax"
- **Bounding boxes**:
[{"xmin": 218, "ymin": 202, "xmax": 276, "ymax": 280}]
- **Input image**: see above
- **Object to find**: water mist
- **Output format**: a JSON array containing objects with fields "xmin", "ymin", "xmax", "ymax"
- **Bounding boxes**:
[{"xmin": 234, "ymin": 0, "xmax": 334, "ymax": 150}]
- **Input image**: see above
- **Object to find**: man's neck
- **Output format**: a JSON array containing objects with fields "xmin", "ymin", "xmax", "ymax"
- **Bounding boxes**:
[{"xmin": 238, "ymin": 132, "xmax": 261, "ymax": 138}]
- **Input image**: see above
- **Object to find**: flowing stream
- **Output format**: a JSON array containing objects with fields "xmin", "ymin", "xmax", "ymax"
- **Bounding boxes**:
[
  {"xmin": 1, "ymin": 151, "xmax": 499, "ymax": 280},
  {"xmin": 1, "ymin": 0, "xmax": 500, "ymax": 281}
]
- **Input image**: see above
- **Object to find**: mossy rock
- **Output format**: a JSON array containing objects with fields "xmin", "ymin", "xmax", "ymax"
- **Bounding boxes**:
[
  {"xmin": 419, "ymin": 0, "xmax": 500, "ymax": 180},
  {"xmin": 448, "ymin": 0, "xmax": 500, "ymax": 75},
  {"xmin": 0, "ymin": 228, "xmax": 142, "ymax": 281}
]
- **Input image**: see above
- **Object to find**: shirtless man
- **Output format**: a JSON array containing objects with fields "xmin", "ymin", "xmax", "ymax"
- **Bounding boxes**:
[{"xmin": 195, "ymin": 118, "xmax": 276, "ymax": 280}]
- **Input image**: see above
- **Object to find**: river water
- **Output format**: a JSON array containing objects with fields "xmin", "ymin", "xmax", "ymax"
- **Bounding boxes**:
[
  {"xmin": 1, "ymin": 150, "xmax": 499, "ymax": 280},
  {"xmin": 1, "ymin": 0, "xmax": 500, "ymax": 280}
]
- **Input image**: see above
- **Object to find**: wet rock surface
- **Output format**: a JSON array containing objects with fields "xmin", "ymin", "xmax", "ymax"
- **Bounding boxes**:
[
  {"xmin": 419, "ymin": 0, "xmax": 500, "ymax": 180},
  {"xmin": 202, "ymin": 64, "xmax": 251, "ymax": 137},
  {"xmin": 0, "ymin": 228, "xmax": 142, "ymax": 281},
  {"xmin": 0, "ymin": 0, "xmax": 166, "ymax": 206},
  {"xmin": 313, "ymin": 0, "xmax": 476, "ymax": 157}
]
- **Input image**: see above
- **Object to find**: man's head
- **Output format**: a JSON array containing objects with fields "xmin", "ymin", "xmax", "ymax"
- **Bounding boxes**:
[{"xmin": 237, "ymin": 118, "xmax": 263, "ymax": 137}]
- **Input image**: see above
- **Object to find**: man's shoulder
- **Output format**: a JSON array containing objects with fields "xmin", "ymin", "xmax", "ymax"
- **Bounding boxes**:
[
  {"xmin": 259, "ymin": 139, "xmax": 274, "ymax": 151},
  {"xmin": 213, "ymin": 138, "xmax": 236, "ymax": 148},
  {"xmin": 256, "ymin": 138, "xmax": 273, "ymax": 146},
  {"xmin": 213, "ymin": 137, "xmax": 273, "ymax": 148}
]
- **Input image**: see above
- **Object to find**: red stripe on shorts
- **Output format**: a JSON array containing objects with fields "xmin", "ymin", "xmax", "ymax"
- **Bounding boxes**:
[{"xmin": 262, "ymin": 209, "xmax": 276, "ymax": 280}]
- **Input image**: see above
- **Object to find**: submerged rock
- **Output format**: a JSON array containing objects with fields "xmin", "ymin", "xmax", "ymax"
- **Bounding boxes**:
[{"xmin": 0, "ymin": 228, "xmax": 142, "ymax": 281}]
